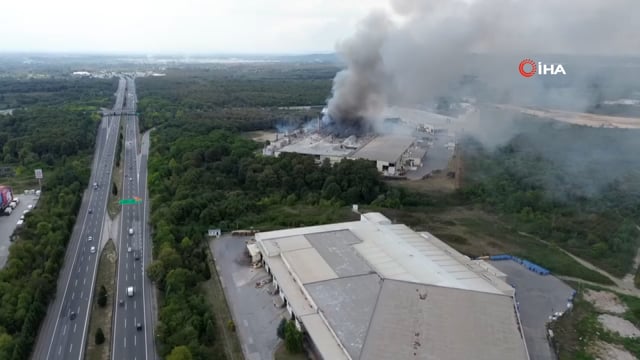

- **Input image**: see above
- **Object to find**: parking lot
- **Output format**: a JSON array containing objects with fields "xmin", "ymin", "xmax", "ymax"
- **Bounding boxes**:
[
  {"xmin": 210, "ymin": 235, "xmax": 286, "ymax": 360},
  {"xmin": 491, "ymin": 260, "xmax": 575, "ymax": 360},
  {"xmin": 0, "ymin": 193, "xmax": 40, "ymax": 269}
]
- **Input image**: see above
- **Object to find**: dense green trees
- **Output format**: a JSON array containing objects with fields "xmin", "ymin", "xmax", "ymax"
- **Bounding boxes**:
[
  {"xmin": 0, "ymin": 77, "xmax": 116, "ymax": 359},
  {"xmin": 95, "ymin": 328, "xmax": 105, "ymax": 345},
  {"xmin": 459, "ymin": 122, "xmax": 640, "ymax": 276}
]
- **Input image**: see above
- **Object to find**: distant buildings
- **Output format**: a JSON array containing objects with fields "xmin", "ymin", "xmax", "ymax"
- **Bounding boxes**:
[{"xmin": 252, "ymin": 213, "xmax": 529, "ymax": 360}]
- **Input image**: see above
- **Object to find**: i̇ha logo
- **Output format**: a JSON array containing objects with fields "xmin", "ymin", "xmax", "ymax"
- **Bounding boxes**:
[{"xmin": 519, "ymin": 58, "xmax": 566, "ymax": 78}]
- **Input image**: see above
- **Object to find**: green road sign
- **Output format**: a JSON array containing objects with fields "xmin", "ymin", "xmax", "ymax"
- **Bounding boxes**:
[{"xmin": 119, "ymin": 199, "xmax": 137, "ymax": 205}]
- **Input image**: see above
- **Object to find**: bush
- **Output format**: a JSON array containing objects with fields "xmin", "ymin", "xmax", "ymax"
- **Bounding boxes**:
[
  {"xmin": 277, "ymin": 318, "xmax": 287, "ymax": 339},
  {"xmin": 95, "ymin": 328, "xmax": 105, "ymax": 345},
  {"xmin": 284, "ymin": 321, "xmax": 303, "ymax": 353},
  {"xmin": 97, "ymin": 285, "xmax": 107, "ymax": 307}
]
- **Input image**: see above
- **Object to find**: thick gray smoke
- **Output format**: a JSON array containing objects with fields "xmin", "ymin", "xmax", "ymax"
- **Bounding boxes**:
[{"xmin": 326, "ymin": 0, "xmax": 640, "ymax": 127}]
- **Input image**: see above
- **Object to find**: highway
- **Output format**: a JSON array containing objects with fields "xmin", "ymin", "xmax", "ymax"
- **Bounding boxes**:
[
  {"xmin": 112, "ymin": 77, "xmax": 157, "ymax": 360},
  {"xmin": 31, "ymin": 78, "xmax": 126, "ymax": 360}
]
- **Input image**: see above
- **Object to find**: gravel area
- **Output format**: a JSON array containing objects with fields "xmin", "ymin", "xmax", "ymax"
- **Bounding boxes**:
[
  {"xmin": 584, "ymin": 290, "xmax": 628, "ymax": 314},
  {"xmin": 597, "ymin": 314, "xmax": 640, "ymax": 338},
  {"xmin": 593, "ymin": 341, "xmax": 636, "ymax": 360}
]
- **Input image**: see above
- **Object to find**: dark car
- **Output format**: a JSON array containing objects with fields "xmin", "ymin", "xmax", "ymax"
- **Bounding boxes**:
[
  {"xmin": 88, "ymin": 208, "xmax": 93, "ymax": 214},
  {"xmin": 70, "ymin": 312, "xmax": 77, "ymax": 320},
  {"xmin": 136, "ymin": 323, "xmax": 142, "ymax": 331},
  {"xmin": 119, "ymin": 299, "xmax": 124, "ymax": 306},
  {"xmin": 134, "ymin": 252, "xmax": 140, "ymax": 261}
]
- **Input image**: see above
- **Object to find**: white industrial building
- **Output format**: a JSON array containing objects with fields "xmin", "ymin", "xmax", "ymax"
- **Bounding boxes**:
[
  {"xmin": 350, "ymin": 135, "xmax": 418, "ymax": 176},
  {"xmin": 253, "ymin": 213, "xmax": 529, "ymax": 360}
]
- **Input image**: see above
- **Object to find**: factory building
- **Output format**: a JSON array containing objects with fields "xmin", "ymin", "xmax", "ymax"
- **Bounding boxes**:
[
  {"xmin": 253, "ymin": 213, "xmax": 529, "ymax": 360},
  {"xmin": 350, "ymin": 135, "xmax": 417, "ymax": 176}
]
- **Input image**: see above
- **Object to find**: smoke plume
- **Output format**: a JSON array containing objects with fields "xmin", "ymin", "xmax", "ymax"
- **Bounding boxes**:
[{"xmin": 326, "ymin": 0, "xmax": 640, "ymax": 125}]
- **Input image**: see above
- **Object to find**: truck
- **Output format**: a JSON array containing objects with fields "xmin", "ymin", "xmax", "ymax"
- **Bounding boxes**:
[
  {"xmin": 4, "ymin": 207, "xmax": 12, "ymax": 216},
  {"xmin": 0, "ymin": 185, "xmax": 13, "ymax": 211},
  {"xmin": 127, "ymin": 286, "xmax": 134, "ymax": 297}
]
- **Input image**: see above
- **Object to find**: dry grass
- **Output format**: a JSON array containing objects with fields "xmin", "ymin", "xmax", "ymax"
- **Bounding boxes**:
[
  {"xmin": 201, "ymin": 243, "xmax": 244, "ymax": 360},
  {"xmin": 85, "ymin": 239, "xmax": 117, "ymax": 360},
  {"xmin": 274, "ymin": 342, "xmax": 307, "ymax": 360}
]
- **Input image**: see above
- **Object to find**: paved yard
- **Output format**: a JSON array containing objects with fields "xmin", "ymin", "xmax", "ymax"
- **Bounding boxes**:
[
  {"xmin": 0, "ymin": 193, "xmax": 39, "ymax": 269},
  {"xmin": 211, "ymin": 235, "xmax": 286, "ymax": 360},
  {"xmin": 491, "ymin": 260, "xmax": 575, "ymax": 360}
]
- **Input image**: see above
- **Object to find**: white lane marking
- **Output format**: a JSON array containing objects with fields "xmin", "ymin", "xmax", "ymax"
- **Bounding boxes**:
[
  {"xmin": 69, "ymin": 343, "xmax": 73, "ymax": 353},
  {"xmin": 74, "ymin": 279, "xmax": 78, "ymax": 286},
  {"xmin": 124, "ymin": 337, "xmax": 126, "ymax": 348},
  {"xmin": 134, "ymin": 335, "xmax": 137, "ymax": 346},
  {"xmin": 126, "ymin": 262, "xmax": 128, "ymax": 269},
  {"xmin": 73, "ymin": 323, "xmax": 77, "ymax": 333},
  {"xmin": 133, "ymin": 273, "xmax": 136, "ymax": 280},
  {"xmin": 83, "ymin": 278, "xmax": 86, "ymax": 285},
  {"xmin": 134, "ymin": 301, "xmax": 136, "ymax": 309},
  {"xmin": 58, "ymin": 345, "xmax": 61, "ymax": 355},
  {"xmin": 71, "ymin": 292, "xmax": 75, "ymax": 300},
  {"xmin": 85, "ymin": 265, "xmax": 88, "ymax": 272},
  {"xmin": 62, "ymin": 325, "xmax": 67, "ymax": 336},
  {"xmin": 126, "ymin": 274, "xmax": 128, "ymax": 281},
  {"xmin": 125, "ymin": 318, "xmax": 127, "ymax": 328},
  {"xmin": 80, "ymin": 291, "xmax": 84, "ymax": 299}
]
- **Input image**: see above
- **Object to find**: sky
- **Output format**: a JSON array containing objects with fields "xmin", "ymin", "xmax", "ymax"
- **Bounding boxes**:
[{"xmin": 1, "ymin": 0, "xmax": 393, "ymax": 54}]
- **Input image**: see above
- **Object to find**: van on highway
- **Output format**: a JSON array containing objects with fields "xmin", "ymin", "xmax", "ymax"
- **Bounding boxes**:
[
  {"xmin": 127, "ymin": 286, "xmax": 134, "ymax": 297},
  {"xmin": 129, "ymin": 228, "xmax": 134, "ymax": 235}
]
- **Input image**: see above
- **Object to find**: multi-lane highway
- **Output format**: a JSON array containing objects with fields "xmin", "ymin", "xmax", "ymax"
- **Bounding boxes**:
[
  {"xmin": 112, "ymin": 77, "xmax": 157, "ymax": 360},
  {"xmin": 32, "ymin": 78, "xmax": 126, "ymax": 360}
]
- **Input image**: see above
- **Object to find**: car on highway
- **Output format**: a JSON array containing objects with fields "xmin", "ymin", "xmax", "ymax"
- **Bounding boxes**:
[
  {"xmin": 119, "ymin": 299, "xmax": 124, "ymax": 306},
  {"xmin": 27, "ymin": 204, "xmax": 33, "ymax": 210},
  {"xmin": 19, "ymin": 215, "xmax": 24, "ymax": 220},
  {"xmin": 70, "ymin": 312, "xmax": 76, "ymax": 320},
  {"xmin": 134, "ymin": 252, "xmax": 140, "ymax": 261},
  {"xmin": 127, "ymin": 246, "xmax": 132, "ymax": 253},
  {"xmin": 129, "ymin": 228, "xmax": 134, "ymax": 235},
  {"xmin": 136, "ymin": 323, "xmax": 142, "ymax": 331},
  {"xmin": 90, "ymin": 246, "xmax": 96, "ymax": 254},
  {"xmin": 88, "ymin": 236, "xmax": 93, "ymax": 241},
  {"xmin": 129, "ymin": 177, "xmax": 133, "ymax": 181},
  {"xmin": 22, "ymin": 209, "xmax": 29, "ymax": 215},
  {"xmin": 93, "ymin": 182, "xmax": 98, "ymax": 190},
  {"xmin": 88, "ymin": 208, "xmax": 93, "ymax": 214}
]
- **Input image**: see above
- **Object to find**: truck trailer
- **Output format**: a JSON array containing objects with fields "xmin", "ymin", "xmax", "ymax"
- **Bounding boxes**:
[{"xmin": 0, "ymin": 185, "xmax": 13, "ymax": 211}]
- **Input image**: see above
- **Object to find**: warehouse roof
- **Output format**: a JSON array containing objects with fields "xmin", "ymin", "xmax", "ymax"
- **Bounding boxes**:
[
  {"xmin": 351, "ymin": 135, "xmax": 416, "ymax": 163},
  {"xmin": 255, "ymin": 213, "xmax": 529, "ymax": 360}
]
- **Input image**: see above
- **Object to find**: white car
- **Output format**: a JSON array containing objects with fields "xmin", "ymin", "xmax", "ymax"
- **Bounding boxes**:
[
  {"xmin": 129, "ymin": 228, "xmax": 134, "ymax": 235},
  {"xmin": 19, "ymin": 215, "xmax": 24, "ymax": 220},
  {"xmin": 27, "ymin": 204, "xmax": 33, "ymax": 210},
  {"xmin": 88, "ymin": 236, "xmax": 93, "ymax": 241},
  {"xmin": 90, "ymin": 246, "xmax": 96, "ymax": 254},
  {"xmin": 128, "ymin": 246, "xmax": 132, "ymax": 253}
]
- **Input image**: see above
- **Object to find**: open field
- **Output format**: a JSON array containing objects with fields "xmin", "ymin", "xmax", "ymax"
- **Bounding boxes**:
[
  {"xmin": 496, "ymin": 104, "xmax": 640, "ymax": 129},
  {"xmin": 85, "ymin": 239, "xmax": 117, "ymax": 360}
]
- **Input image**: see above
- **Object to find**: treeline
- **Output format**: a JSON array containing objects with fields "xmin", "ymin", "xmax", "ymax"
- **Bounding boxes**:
[
  {"xmin": 136, "ymin": 65, "xmax": 336, "ymax": 132},
  {"xmin": 146, "ymin": 128, "xmax": 393, "ymax": 359},
  {"xmin": 458, "ymin": 122, "xmax": 640, "ymax": 276},
  {"xmin": 0, "ymin": 77, "xmax": 116, "ymax": 358},
  {"xmin": 0, "ymin": 77, "xmax": 116, "ymax": 109}
]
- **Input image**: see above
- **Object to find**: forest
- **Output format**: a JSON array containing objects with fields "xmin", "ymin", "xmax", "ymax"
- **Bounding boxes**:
[
  {"xmin": 0, "ymin": 77, "xmax": 116, "ymax": 359},
  {"xmin": 459, "ymin": 116, "xmax": 640, "ymax": 277}
]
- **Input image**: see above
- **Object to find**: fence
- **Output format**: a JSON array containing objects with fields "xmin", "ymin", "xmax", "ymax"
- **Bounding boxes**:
[{"xmin": 489, "ymin": 254, "xmax": 551, "ymax": 275}]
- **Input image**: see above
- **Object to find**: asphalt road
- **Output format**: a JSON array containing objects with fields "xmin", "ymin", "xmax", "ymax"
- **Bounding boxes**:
[
  {"xmin": 31, "ymin": 78, "xmax": 126, "ymax": 360},
  {"xmin": 112, "ymin": 77, "xmax": 157, "ymax": 360}
]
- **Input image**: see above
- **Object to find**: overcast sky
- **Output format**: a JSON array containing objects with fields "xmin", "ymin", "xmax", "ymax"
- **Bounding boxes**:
[{"xmin": 2, "ymin": 0, "xmax": 393, "ymax": 54}]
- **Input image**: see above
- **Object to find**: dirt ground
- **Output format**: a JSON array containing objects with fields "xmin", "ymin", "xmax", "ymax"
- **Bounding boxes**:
[
  {"xmin": 583, "ymin": 290, "xmax": 629, "ymax": 314},
  {"xmin": 391, "ymin": 171, "xmax": 456, "ymax": 193},
  {"xmin": 244, "ymin": 130, "xmax": 278, "ymax": 143},
  {"xmin": 496, "ymin": 104, "xmax": 640, "ymax": 129},
  {"xmin": 597, "ymin": 314, "xmax": 640, "ymax": 338},
  {"xmin": 593, "ymin": 341, "xmax": 636, "ymax": 360}
]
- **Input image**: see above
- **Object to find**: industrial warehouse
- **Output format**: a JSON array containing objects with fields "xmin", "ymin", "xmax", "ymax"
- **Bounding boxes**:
[{"xmin": 250, "ymin": 213, "xmax": 530, "ymax": 360}]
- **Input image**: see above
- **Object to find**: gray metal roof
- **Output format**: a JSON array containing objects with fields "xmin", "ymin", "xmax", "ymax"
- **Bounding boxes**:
[{"xmin": 351, "ymin": 135, "xmax": 415, "ymax": 163}]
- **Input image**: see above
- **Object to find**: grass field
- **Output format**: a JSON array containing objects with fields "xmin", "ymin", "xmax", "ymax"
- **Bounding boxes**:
[{"xmin": 85, "ymin": 239, "xmax": 117, "ymax": 360}]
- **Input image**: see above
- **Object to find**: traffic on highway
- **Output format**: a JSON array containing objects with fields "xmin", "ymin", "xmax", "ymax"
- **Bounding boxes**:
[{"xmin": 33, "ymin": 78, "xmax": 126, "ymax": 360}]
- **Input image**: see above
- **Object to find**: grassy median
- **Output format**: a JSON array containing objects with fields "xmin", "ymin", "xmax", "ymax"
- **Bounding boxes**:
[
  {"xmin": 107, "ymin": 124, "xmax": 124, "ymax": 218},
  {"xmin": 85, "ymin": 239, "xmax": 117, "ymax": 360}
]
